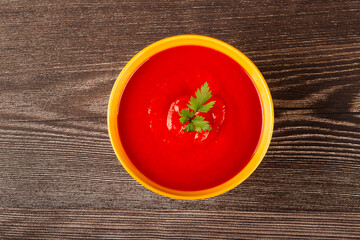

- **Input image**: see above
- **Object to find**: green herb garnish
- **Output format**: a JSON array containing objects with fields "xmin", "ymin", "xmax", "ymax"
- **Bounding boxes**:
[{"xmin": 179, "ymin": 82, "xmax": 216, "ymax": 132}]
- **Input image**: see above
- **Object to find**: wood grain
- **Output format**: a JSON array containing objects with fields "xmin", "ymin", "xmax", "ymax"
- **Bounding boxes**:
[
  {"xmin": 1, "ymin": 208, "xmax": 360, "ymax": 240},
  {"xmin": 1, "ymin": 0, "xmax": 359, "ymax": 239}
]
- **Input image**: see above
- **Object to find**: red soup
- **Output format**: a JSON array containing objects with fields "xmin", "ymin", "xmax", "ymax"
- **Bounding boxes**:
[{"xmin": 118, "ymin": 45, "xmax": 263, "ymax": 191}]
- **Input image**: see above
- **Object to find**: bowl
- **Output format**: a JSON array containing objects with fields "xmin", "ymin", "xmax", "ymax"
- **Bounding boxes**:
[{"xmin": 108, "ymin": 35, "xmax": 273, "ymax": 200}]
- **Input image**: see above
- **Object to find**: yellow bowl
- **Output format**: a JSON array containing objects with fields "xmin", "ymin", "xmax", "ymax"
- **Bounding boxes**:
[{"xmin": 108, "ymin": 35, "xmax": 274, "ymax": 200}]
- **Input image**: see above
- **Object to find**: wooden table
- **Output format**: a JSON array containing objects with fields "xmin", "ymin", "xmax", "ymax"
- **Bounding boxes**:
[{"xmin": 1, "ymin": 1, "xmax": 359, "ymax": 239}]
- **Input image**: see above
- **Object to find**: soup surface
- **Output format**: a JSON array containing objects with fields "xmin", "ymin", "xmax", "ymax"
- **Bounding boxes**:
[{"xmin": 118, "ymin": 45, "xmax": 263, "ymax": 191}]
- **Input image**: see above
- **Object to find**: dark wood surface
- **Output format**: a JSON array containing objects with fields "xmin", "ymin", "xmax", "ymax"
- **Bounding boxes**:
[{"xmin": 1, "ymin": 0, "xmax": 359, "ymax": 239}]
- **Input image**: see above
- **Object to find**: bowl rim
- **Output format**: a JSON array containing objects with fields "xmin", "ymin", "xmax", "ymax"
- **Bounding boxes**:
[{"xmin": 107, "ymin": 34, "xmax": 274, "ymax": 200}]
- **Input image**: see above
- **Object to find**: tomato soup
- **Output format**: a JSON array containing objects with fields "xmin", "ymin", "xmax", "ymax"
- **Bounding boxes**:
[{"xmin": 117, "ymin": 45, "xmax": 263, "ymax": 191}]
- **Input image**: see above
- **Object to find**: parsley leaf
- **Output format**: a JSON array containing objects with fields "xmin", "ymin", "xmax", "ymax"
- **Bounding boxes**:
[
  {"xmin": 192, "ymin": 116, "xmax": 212, "ymax": 132},
  {"xmin": 178, "ymin": 82, "xmax": 216, "ymax": 132},
  {"xmin": 187, "ymin": 82, "xmax": 215, "ymax": 112},
  {"xmin": 184, "ymin": 122, "xmax": 195, "ymax": 132},
  {"xmin": 198, "ymin": 101, "xmax": 216, "ymax": 113},
  {"xmin": 179, "ymin": 109, "xmax": 194, "ymax": 124}
]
